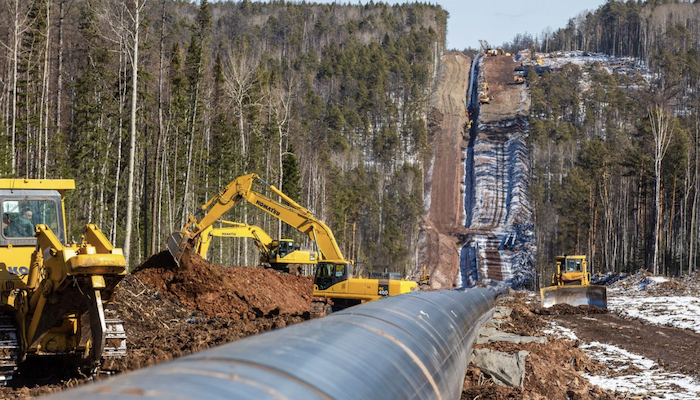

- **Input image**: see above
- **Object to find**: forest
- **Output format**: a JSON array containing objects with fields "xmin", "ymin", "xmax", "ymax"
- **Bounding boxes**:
[
  {"xmin": 520, "ymin": 1, "xmax": 700, "ymax": 278},
  {"xmin": 0, "ymin": 0, "xmax": 447, "ymax": 274}
]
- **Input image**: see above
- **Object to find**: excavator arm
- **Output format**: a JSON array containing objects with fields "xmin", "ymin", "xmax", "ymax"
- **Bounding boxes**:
[
  {"xmin": 239, "ymin": 186, "xmax": 345, "ymax": 263},
  {"xmin": 196, "ymin": 221, "xmax": 274, "ymax": 260},
  {"xmin": 168, "ymin": 173, "xmax": 348, "ymax": 267},
  {"xmin": 168, "ymin": 174, "xmax": 258, "ymax": 265}
]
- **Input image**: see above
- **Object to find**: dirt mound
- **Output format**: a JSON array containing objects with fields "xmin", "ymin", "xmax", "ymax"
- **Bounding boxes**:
[
  {"xmin": 133, "ymin": 250, "xmax": 313, "ymax": 319},
  {"xmin": 466, "ymin": 340, "xmax": 613, "ymax": 400},
  {"xmin": 535, "ymin": 304, "xmax": 608, "ymax": 316}
]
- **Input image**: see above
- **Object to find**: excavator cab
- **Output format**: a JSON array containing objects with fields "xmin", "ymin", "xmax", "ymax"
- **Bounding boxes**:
[
  {"xmin": 314, "ymin": 262, "xmax": 351, "ymax": 290},
  {"xmin": 273, "ymin": 239, "xmax": 295, "ymax": 259}
]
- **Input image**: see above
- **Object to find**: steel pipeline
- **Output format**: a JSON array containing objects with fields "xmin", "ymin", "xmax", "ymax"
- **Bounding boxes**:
[{"xmin": 44, "ymin": 288, "xmax": 496, "ymax": 400}]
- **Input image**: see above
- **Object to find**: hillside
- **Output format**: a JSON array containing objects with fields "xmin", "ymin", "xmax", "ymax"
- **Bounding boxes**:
[{"xmin": 0, "ymin": 0, "xmax": 447, "ymax": 275}]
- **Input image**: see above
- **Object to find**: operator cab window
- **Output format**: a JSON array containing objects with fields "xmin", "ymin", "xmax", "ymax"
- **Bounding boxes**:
[
  {"xmin": 566, "ymin": 259, "xmax": 581, "ymax": 272},
  {"xmin": 2, "ymin": 199, "xmax": 59, "ymax": 238}
]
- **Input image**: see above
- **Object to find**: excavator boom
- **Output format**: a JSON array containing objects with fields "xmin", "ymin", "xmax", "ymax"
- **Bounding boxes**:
[{"xmin": 168, "ymin": 173, "xmax": 346, "ymax": 265}]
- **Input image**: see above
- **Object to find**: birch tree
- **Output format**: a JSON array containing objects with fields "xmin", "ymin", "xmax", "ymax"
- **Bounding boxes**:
[
  {"xmin": 95, "ymin": 0, "xmax": 146, "ymax": 266},
  {"xmin": 0, "ymin": 0, "xmax": 35, "ymax": 174},
  {"xmin": 649, "ymin": 104, "xmax": 676, "ymax": 275}
]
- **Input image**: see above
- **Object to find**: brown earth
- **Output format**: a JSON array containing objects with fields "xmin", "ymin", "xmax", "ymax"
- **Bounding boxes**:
[
  {"xmin": 480, "ymin": 55, "xmax": 527, "ymax": 124},
  {"xmin": 417, "ymin": 51, "xmax": 472, "ymax": 290},
  {"xmin": 462, "ymin": 288, "xmax": 700, "ymax": 399},
  {"xmin": 462, "ymin": 292, "xmax": 616, "ymax": 400},
  {"xmin": 0, "ymin": 250, "xmax": 312, "ymax": 399}
]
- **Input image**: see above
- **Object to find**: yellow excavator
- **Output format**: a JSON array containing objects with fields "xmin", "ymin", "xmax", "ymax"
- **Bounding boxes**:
[
  {"xmin": 196, "ymin": 220, "xmax": 318, "ymax": 272},
  {"xmin": 479, "ymin": 80, "xmax": 490, "ymax": 104},
  {"xmin": 0, "ymin": 179, "xmax": 127, "ymax": 383},
  {"xmin": 540, "ymin": 255, "xmax": 607, "ymax": 309},
  {"xmin": 168, "ymin": 173, "xmax": 417, "ymax": 317}
]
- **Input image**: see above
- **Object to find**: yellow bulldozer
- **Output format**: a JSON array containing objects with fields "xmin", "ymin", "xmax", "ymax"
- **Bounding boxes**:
[
  {"xmin": 540, "ymin": 255, "xmax": 607, "ymax": 309},
  {"xmin": 0, "ymin": 179, "xmax": 127, "ymax": 383}
]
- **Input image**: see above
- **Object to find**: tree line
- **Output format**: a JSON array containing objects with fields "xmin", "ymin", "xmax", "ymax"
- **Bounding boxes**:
[
  {"xmin": 0, "ymin": 0, "xmax": 447, "ymax": 274},
  {"xmin": 523, "ymin": 1, "xmax": 700, "ymax": 278}
]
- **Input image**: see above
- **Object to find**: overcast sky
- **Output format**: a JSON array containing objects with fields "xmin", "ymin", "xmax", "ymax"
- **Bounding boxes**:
[{"xmin": 269, "ymin": 1, "xmax": 610, "ymax": 50}]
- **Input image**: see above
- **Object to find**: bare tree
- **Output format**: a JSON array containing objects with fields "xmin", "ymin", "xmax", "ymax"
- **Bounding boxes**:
[
  {"xmin": 95, "ymin": 0, "xmax": 146, "ymax": 266},
  {"xmin": 649, "ymin": 104, "xmax": 676, "ymax": 275},
  {"xmin": 223, "ymin": 49, "xmax": 259, "ymax": 162},
  {"xmin": 222, "ymin": 48, "xmax": 261, "ymax": 264},
  {"xmin": 150, "ymin": 0, "xmax": 166, "ymax": 256},
  {"xmin": 0, "ymin": 0, "xmax": 35, "ymax": 174}
]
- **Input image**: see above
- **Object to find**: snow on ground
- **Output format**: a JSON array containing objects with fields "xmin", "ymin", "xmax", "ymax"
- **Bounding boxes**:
[
  {"xmin": 582, "ymin": 342, "xmax": 700, "ymax": 399},
  {"xmin": 545, "ymin": 320, "xmax": 700, "ymax": 399},
  {"xmin": 608, "ymin": 290, "xmax": 700, "ymax": 334}
]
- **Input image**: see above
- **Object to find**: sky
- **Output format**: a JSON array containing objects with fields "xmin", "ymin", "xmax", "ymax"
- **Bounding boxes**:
[
  {"xmin": 440, "ymin": 0, "xmax": 609, "ymax": 49},
  {"xmin": 276, "ymin": 0, "xmax": 610, "ymax": 50}
]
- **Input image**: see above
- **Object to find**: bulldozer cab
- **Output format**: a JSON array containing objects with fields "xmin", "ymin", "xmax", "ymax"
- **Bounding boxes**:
[
  {"xmin": 2, "ymin": 198, "xmax": 63, "ymax": 241},
  {"xmin": 555, "ymin": 255, "xmax": 590, "ymax": 286},
  {"xmin": 314, "ymin": 262, "xmax": 352, "ymax": 290},
  {"xmin": 561, "ymin": 257, "xmax": 582, "ymax": 272},
  {"xmin": 1, "ymin": 192, "xmax": 66, "ymax": 247}
]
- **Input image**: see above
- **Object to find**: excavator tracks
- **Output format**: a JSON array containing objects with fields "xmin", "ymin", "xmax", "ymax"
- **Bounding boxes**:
[{"xmin": 0, "ymin": 314, "xmax": 20, "ymax": 385}]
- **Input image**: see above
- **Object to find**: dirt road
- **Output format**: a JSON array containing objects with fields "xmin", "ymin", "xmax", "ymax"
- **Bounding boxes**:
[{"xmin": 418, "ymin": 51, "xmax": 471, "ymax": 290}]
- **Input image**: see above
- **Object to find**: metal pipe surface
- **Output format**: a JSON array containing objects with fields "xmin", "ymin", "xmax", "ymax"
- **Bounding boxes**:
[{"xmin": 45, "ymin": 288, "xmax": 496, "ymax": 400}]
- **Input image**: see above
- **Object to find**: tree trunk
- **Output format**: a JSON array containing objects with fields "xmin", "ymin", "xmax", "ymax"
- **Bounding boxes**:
[
  {"xmin": 124, "ymin": 0, "xmax": 142, "ymax": 267},
  {"xmin": 151, "ymin": 0, "xmax": 166, "ymax": 256},
  {"xmin": 55, "ymin": 0, "xmax": 65, "ymax": 158}
]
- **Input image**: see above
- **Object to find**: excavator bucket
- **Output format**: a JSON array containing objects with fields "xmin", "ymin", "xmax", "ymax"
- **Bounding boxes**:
[
  {"xmin": 540, "ymin": 285, "xmax": 607, "ymax": 309},
  {"xmin": 167, "ymin": 231, "xmax": 190, "ymax": 267}
]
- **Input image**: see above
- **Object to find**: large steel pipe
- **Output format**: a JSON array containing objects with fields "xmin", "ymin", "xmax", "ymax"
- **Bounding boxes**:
[{"xmin": 46, "ymin": 288, "xmax": 496, "ymax": 400}]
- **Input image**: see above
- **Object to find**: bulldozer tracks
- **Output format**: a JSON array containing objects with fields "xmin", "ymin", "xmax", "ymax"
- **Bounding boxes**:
[{"xmin": 0, "ymin": 315, "xmax": 20, "ymax": 385}]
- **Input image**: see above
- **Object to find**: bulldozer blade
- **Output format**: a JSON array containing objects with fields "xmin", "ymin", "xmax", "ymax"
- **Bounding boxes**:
[
  {"xmin": 540, "ymin": 285, "xmax": 607, "ymax": 309},
  {"xmin": 167, "ymin": 231, "xmax": 190, "ymax": 267}
]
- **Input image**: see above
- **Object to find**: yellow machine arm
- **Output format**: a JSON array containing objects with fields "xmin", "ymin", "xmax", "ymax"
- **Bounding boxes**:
[
  {"xmin": 239, "ymin": 183, "xmax": 346, "ymax": 263},
  {"xmin": 196, "ymin": 221, "xmax": 273, "ymax": 260},
  {"xmin": 169, "ymin": 173, "xmax": 349, "ymax": 266}
]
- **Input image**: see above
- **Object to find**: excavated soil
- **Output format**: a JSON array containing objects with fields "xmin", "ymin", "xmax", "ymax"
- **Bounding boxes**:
[
  {"xmin": 462, "ymin": 292, "xmax": 616, "ymax": 400},
  {"xmin": 0, "ymin": 250, "xmax": 312, "ymax": 399},
  {"xmin": 462, "ymin": 288, "xmax": 700, "ymax": 399}
]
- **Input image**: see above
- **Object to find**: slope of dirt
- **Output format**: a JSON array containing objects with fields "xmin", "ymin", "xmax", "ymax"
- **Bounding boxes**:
[
  {"xmin": 0, "ymin": 250, "xmax": 312, "ymax": 399},
  {"xmin": 134, "ymin": 250, "xmax": 313, "ymax": 319},
  {"xmin": 417, "ymin": 51, "xmax": 471, "ymax": 290},
  {"xmin": 480, "ymin": 55, "xmax": 527, "ymax": 123},
  {"xmin": 463, "ymin": 53, "xmax": 534, "ymax": 287}
]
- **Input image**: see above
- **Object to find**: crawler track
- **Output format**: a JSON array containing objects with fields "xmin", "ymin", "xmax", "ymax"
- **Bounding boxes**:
[{"xmin": 0, "ymin": 315, "xmax": 19, "ymax": 385}]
